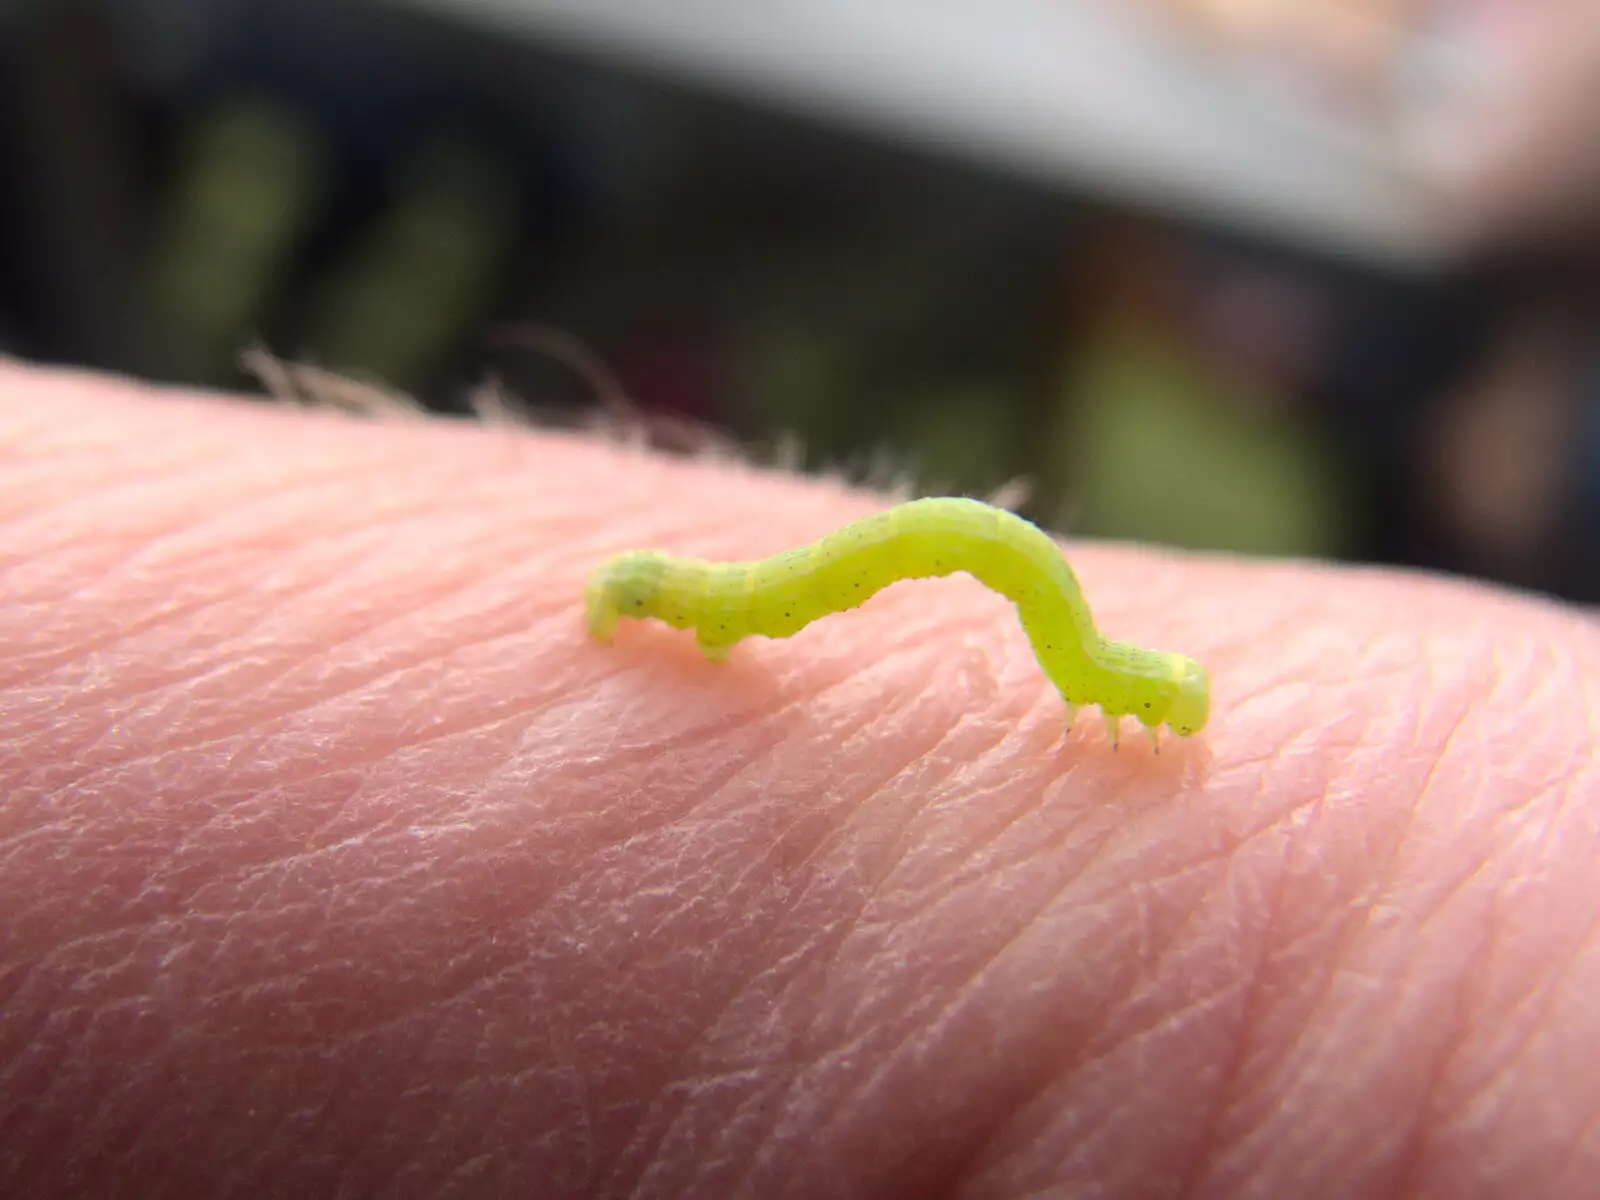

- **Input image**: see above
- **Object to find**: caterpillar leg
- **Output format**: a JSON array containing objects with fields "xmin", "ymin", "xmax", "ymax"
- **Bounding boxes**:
[
  {"xmin": 587, "ymin": 611, "xmax": 618, "ymax": 644},
  {"xmin": 1063, "ymin": 702, "xmax": 1078, "ymax": 733},
  {"xmin": 1103, "ymin": 712, "xmax": 1120, "ymax": 750},
  {"xmin": 697, "ymin": 635, "xmax": 735, "ymax": 663},
  {"xmin": 584, "ymin": 586, "xmax": 620, "ymax": 643},
  {"xmin": 1144, "ymin": 724, "xmax": 1161, "ymax": 754}
]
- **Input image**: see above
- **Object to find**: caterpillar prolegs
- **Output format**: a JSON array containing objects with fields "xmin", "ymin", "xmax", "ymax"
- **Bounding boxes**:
[{"xmin": 586, "ymin": 497, "xmax": 1210, "ymax": 748}]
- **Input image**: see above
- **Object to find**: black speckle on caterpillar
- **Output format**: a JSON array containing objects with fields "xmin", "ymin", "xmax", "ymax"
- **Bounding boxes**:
[{"xmin": 585, "ymin": 497, "xmax": 1210, "ymax": 749}]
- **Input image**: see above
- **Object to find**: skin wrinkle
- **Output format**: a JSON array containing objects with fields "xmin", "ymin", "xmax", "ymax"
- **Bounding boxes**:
[
  {"xmin": 1002, "ymin": 973, "xmax": 1254, "ymax": 1194},
  {"xmin": 1390, "ymin": 902, "xmax": 1499, "ymax": 1200},
  {"xmin": 6, "ymin": 681, "xmax": 793, "ymax": 1094},
  {"xmin": 1156, "ymin": 719, "xmax": 1422, "ymax": 1192},
  {"xmin": 53, "ymin": 752, "xmax": 1350, "ymax": 1200},
  {"xmin": 6, "ymin": 544, "xmax": 418, "ymax": 745},
  {"xmin": 0, "ymin": 570, "xmax": 326, "ymax": 691},
  {"xmin": 668, "ymin": 652, "xmax": 1254, "ymax": 1196},
  {"xmin": 1167, "ymin": 811, "xmax": 1300, "ymax": 1200},
  {"xmin": 0, "ymin": 446, "xmax": 464, "ymax": 582},
  {"xmin": 0, "ymin": 448, "xmax": 260, "ymax": 525},
  {"xmin": 13, "ymin": 994, "xmax": 166, "ymax": 1173},
  {"xmin": 1450, "ymin": 818, "xmax": 1600, "ymax": 1108},
  {"xmin": 619, "ymin": 663, "xmax": 974, "ymax": 1192},
  {"xmin": 619, "ymin": 708, "xmax": 1083, "ymax": 1198},
  {"xmin": 1203, "ymin": 684, "xmax": 1548, "ymax": 1200},
  {"xmin": 732, "ymin": 782, "xmax": 1214, "ymax": 1197},
  {"xmin": 1431, "ymin": 804, "xmax": 1600, "ymax": 1192},
  {"xmin": 1484, "ymin": 943, "xmax": 1600, "ymax": 1194},
  {"xmin": 868, "ymin": 791, "xmax": 1137, "ymax": 1019},
  {"xmin": 1557, "ymin": 1112, "xmax": 1600, "ymax": 1199},
  {"xmin": 947, "ymin": 856, "xmax": 1257, "ymax": 1198},
  {"xmin": 763, "ymin": 692, "xmax": 1008, "ymax": 928},
  {"xmin": 817, "ymin": 604, "xmax": 1039, "ymax": 696},
  {"xmin": 1411, "ymin": 763, "xmax": 1570, "ymax": 934},
  {"xmin": 584, "ymin": 652, "xmax": 988, "ymax": 1192},
  {"xmin": 5, "ymin": 528, "xmax": 482, "ymax": 751},
  {"xmin": 1388, "ymin": 668, "xmax": 1574, "ymax": 1184},
  {"xmin": 809, "ymin": 679, "xmax": 1015, "ymax": 892},
  {"xmin": 3, "ymin": 644, "xmax": 598, "ymax": 938},
  {"xmin": 13, "ymin": 574, "xmax": 592, "ymax": 795},
  {"xmin": 1509, "ymin": 637, "xmax": 1594, "ymax": 807},
  {"xmin": 881, "ymin": 720, "xmax": 1089, "ymax": 921},
  {"xmin": 789, "ymin": 713, "xmax": 1072, "ymax": 975},
  {"xmin": 580, "ymin": 628, "xmax": 980, "ymax": 884},
  {"xmin": 721, "ymin": 685, "xmax": 974, "ymax": 920},
  {"xmin": 5, "ymin": 365, "xmax": 1600, "ymax": 1197},
  {"xmin": 956, "ymin": 811, "xmax": 1296, "ymax": 1176},
  {"xmin": 1429, "ymin": 890, "xmax": 1599, "ymax": 1197},
  {"xmin": 873, "ymin": 899, "xmax": 1200, "ymax": 1198},
  {"xmin": 1194, "ymin": 864, "xmax": 1424, "ymax": 1189},
  {"xmin": 1404, "ymin": 713, "xmax": 1505, "ymax": 935}
]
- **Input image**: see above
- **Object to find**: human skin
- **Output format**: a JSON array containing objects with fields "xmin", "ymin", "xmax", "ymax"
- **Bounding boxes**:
[{"xmin": 1, "ymin": 360, "xmax": 1598, "ymax": 1199}]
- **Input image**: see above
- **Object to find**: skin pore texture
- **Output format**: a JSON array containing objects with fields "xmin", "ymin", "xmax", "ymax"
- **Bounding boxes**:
[{"xmin": 2, "ymin": 360, "xmax": 1599, "ymax": 1199}]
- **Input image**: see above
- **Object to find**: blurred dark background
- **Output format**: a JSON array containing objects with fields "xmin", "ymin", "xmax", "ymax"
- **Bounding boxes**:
[{"xmin": 2, "ymin": 0, "xmax": 1597, "ymax": 599}]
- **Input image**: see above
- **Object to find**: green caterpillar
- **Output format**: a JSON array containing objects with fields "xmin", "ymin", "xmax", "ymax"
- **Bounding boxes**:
[{"xmin": 585, "ymin": 497, "xmax": 1210, "ymax": 749}]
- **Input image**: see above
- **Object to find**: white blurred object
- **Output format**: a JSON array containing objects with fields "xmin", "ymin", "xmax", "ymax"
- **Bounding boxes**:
[
  {"xmin": 1129, "ymin": 0, "xmax": 1600, "ymax": 243},
  {"xmin": 389, "ymin": 0, "xmax": 1449, "ymax": 268}
]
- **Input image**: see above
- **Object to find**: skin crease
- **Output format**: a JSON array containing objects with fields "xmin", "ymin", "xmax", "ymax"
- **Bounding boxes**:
[{"xmin": 1, "ymin": 361, "xmax": 1598, "ymax": 1200}]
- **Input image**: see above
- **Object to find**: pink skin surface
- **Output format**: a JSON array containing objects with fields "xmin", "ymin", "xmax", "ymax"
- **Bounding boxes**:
[{"xmin": 2, "ymin": 360, "xmax": 1599, "ymax": 1199}]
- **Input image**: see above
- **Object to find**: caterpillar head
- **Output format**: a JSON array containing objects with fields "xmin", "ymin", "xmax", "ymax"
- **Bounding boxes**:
[
  {"xmin": 586, "ymin": 550, "xmax": 667, "ymax": 642},
  {"xmin": 1165, "ymin": 655, "xmax": 1210, "ymax": 737}
]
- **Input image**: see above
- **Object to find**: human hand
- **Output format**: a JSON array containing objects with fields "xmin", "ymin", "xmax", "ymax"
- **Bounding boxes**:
[{"xmin": 3, "ymin": 360, "xmax": 1597, "ymax": 1198}]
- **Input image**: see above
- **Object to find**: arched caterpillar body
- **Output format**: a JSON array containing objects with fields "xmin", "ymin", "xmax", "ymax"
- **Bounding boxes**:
[{"xmin": 585, "ymin": 497, "xmax": 1210, "ymax": 747}]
